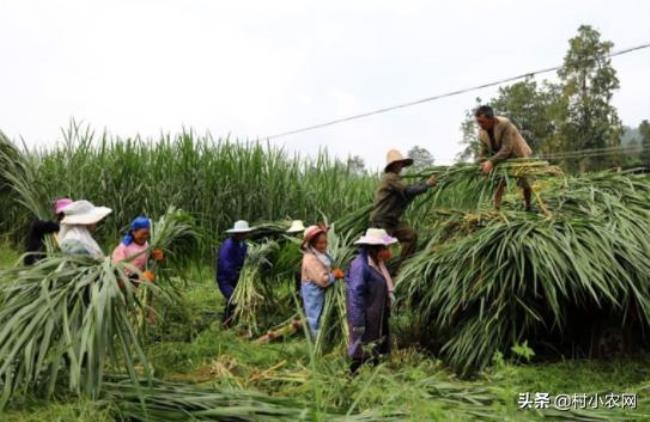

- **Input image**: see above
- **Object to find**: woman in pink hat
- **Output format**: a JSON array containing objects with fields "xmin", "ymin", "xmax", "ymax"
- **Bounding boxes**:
[
  {"xmin": 23, "ymin": 197, "xmax": 73, "ymax": 266},
  {"xmin": 300, "ymin": 224, "xmax": 345, "ymax": 338}
]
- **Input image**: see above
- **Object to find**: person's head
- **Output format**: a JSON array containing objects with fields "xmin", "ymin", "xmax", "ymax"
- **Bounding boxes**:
[
  {"xmin": 384, "ymin": 149, "xmax": 413, "ymax": 174},
  {"xmin": 355, "ymin": 228, "xmax": 398, "ymax": 263},
  {"xmin": 60, "ymin": 200, "xmax": 112, "ymax": 230},
  {"xmin": 286, "ymin": 220, "xmax": 306, "ymax": 237},
  {"xmin": 366, "ymin": 244, "xmax": 392, "ymax": 263},
  {"xmin": 302, "ymin": 224, "xmax": 328, "ymax": 252},
  {"xmin": 233, "ymin": 233, "xmax": 248, "ymax": 242},
  {"xmin": 226, "ymin": 220, "xmax": 254, "ymax": 242},
  {"xmin": 123, "ymin": 216, "xmax": 151, "ymax": 246},
  {"xmin": 386, "ymin": 161, "xmax": 405, "ymax": 174},
  {"xmin": 474, "ymin": 105, "xmax": 496, "ymax": 131},
  {"xmin": 310, "ymin": 232, "xmax": 328, "ymax": 254},
  {"xmin": 53, "ymin": 198, "xmax": 73, "ymax": 222}
]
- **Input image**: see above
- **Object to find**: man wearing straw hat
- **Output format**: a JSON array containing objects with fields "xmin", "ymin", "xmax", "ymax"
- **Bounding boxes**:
[
  {"xmin": 216, "ymin": 220, "xmax": 255, "ymax": 327},
  {"xmin": 475, "ymin": 105, "xmax": 533, "ymax": 210},
  {"xmin": 370, "ymin": 149, "xmax": 437, "ymax": 269}
]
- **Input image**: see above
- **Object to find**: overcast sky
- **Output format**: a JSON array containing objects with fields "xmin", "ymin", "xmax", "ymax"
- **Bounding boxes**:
[{"xmin": 1, "ymin": 0, "xmax": 649, "ymax": 169}]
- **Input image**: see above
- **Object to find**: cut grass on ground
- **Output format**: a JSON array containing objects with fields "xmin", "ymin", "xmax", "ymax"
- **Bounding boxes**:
[{"xmin": 2, "ymin": 245, "xmax": 650, "ymax": 420}]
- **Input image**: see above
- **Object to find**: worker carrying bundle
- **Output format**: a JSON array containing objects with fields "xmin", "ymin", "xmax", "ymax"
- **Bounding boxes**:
[
  {"xmin": 370, "ymin": 149, "xmax": 437, "ymax": 270},
  {"xmin": 475, "ymin": 105, "xmax": 533, "ymax": 211}
]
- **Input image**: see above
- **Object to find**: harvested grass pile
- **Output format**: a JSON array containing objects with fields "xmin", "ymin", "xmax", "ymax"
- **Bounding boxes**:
[
  {"xmin": 397, "ymin": 171, "xmax": 650, "ymax": 373},
  {"xmin": 0, "ymin": 208, "xmax": 195, "ymax": 407}
]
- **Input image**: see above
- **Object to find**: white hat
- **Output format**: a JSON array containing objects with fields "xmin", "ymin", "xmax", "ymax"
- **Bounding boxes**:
[
  {"xmin": 355, "ymin": 228, "xmax": 398, "ymax": 246},
  {"xmin": 286, "ymin": 220, "xmax": 306, "ymax": 234},
  {"xmin": 385, "ymin": 149, "xmax": 414, "ymax": 172},
  {"xmin": 60, "ymin": 200, "xmax": 112, "ymax": 226},
  {"xmin": 226, "ymin": 220, "xmax": 255, "ymax": 234}
]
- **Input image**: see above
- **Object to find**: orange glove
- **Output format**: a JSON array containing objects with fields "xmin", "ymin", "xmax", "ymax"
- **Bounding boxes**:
[
  {"xmin": 151, "ymin": 248, "xmax": 165, "ymax": 262},
  {"xmin": 143, "ymin": 271, "xmax": 156, "ymax": 283},
  {"xmin": 333, "ymin": 268, "xmax": 345, "ymax": 280}
]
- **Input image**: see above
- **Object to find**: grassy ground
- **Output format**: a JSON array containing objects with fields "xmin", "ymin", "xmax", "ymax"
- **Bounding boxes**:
[{"xmin": 2, "ymin": 242, "xmax": 650, "ymax": 421}]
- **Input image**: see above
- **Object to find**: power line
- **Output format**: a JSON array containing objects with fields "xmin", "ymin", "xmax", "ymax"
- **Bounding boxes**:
[
  {"xmin": 265, "ymin": 42, "xmax": 650, "ymax": 140},
  {"xmin": 540, "ymin": 144, "xmax": 644, "ymax": 160}
]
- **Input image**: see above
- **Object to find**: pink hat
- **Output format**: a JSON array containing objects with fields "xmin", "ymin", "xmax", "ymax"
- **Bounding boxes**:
[
  {"xmin": 302, "ymin": 224, "xmax": 328, "ymax": 249},
  {"xmin": 53, "ymin": 198, "xmax": 73, "ymax": 214}
]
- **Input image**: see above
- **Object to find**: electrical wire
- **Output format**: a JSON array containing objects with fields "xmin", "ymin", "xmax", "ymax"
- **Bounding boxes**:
[{"xmin": 265, "ymin": 43, "xmax": 650, "ymax": 140}]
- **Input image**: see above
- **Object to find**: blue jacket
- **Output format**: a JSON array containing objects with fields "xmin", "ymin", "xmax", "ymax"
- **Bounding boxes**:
[
  {"xmin": 346, "ymin": 249, "xmax": 390, "ymax": 358},
  {"xmin": 216, "ymin": 237, "xmax": 248, "ymax": 299}
]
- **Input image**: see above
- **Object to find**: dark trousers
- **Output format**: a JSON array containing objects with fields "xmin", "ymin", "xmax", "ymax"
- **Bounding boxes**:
[{"xmin": 386, "ymin": 223, "xmax": 417, "ymax": 270}]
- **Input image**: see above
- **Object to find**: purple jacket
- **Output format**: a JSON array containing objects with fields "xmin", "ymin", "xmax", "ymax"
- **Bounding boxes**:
[
  {"xmin": 216, "ymin": 237, "xmax": 248, "ymax": 299},
  {"xmin": 346, "ymin": 250, "xmax": 390, "ymax": 358}
]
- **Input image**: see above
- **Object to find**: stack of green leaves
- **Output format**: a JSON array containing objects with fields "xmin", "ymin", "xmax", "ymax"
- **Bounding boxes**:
[
  {"xmin": 0, "ymin": 208, "xmax": 195, "ymax": 408},
  {"xmin": 397, "ymin": 171, "xmax": 650, "ymax": 374}
]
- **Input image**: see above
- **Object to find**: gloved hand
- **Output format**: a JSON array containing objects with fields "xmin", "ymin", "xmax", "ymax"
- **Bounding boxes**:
[
  {"xmin": 151, "ymin": 248, "xmax": 165, "ymax": 262},
  {"xmin": 426, "ymin": 174, "xmax": 438, "ymax": 187},
  {"xmin": 333, "ymin": 268, "xmax": 345, "ymax": 280},
  {"xmin": 143, "ymin": 271, "xmax": 156, "ymax": 283}
]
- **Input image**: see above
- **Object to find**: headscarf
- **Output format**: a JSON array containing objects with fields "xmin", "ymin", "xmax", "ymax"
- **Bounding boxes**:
[
  {"xmin": 122, "ymin": 216, "xmax": 151, "ymax": 246},
  {"xmin": 53, "ymin": 198, "xmax": 73, "ymax": 214}
]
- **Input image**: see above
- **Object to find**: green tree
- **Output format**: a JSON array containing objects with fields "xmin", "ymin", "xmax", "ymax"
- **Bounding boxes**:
[
  {"xmin": 640, "ymin": 120, "xmax": 650, "ymax": 169},
  {"xmin": 346, "ymin": 155, "xmax": 366, "ymax": 175},
  {"xmin": 408, "ymin": 145, "xmax": 435, "ymax": 170},
  {"xmin": 556, "ymin": 25, "xmax": 622, "ymax": 171}
]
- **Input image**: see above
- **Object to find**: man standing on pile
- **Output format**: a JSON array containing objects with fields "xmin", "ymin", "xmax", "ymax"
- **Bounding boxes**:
[
  {"xmin": 370, "ymin": 149, "xmax": 437, "ymax": 270},
  {"xmin": 475, "ymin": 105, "xmax": 534, "ymax": 211}
]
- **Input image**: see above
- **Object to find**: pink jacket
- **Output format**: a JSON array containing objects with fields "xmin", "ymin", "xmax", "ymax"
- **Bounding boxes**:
[
  {"xmin": 301, "ymin": 252, "xmax": 333, "ymax": 288},
  {"xmin": 111, "ymin": 242, "xmax": 149, "ymax": 271}
]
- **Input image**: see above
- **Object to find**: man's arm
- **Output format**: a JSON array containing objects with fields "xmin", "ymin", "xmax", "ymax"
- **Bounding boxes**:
[
  {"xmin": 488, "ymin": 124, "xmax": 515, "ymax": 164},
  {"xmin": 478, "ymin": 134, "xmax": 488, "ymax": 163}
]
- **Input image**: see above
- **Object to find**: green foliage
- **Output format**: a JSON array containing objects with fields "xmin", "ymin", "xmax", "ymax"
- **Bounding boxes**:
[
  {"xmin": 0, "ymin": 208, "xmax": 195, "ymax": 408},
  {"xmin": 397, "ymin": 171, "xmax": 650, "ymax": 374},
  {"xmin": 0, "ymin": 120, "xmax": 376, "ymax": 256},
  {"xmin": 407, "ymin": 145, "xmax": 435, "ymax": 170},
  {"xmin": 510, "ymin": 341, "xmax": 535, "ymax": 363},
  {"xmin": 640, "ymin": 120, "xmax": 650, "ymax": 169},
  {"xmin": 556, "ymin": 25, "xmax": 623, "ymax": 171}
]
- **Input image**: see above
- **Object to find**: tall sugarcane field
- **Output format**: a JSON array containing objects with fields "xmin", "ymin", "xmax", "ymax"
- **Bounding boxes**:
[{"xmin": 2, "ymin": 121, "xmax": 650, "ymax": 421}]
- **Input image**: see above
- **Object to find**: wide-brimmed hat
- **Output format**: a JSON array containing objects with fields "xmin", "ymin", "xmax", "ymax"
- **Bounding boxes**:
[
  {"xmin": 286, "ymin": 220, "xmax": 306, "ymax": 234},
  {"xmin": 226, "ymin": 220, "xmax": 255, "ymax": 234},
  {"xmin": 385, "ymin": 149, "xmax": 414, "ymax": 172},
  {"xmin": 302, "ymin": 224, "xmax": 327, "ymax": 248},
  {"xmin": 355, "ymin": 228, "xmax": 398, "ymax": 246},
  {"xmin": 53, "ymin": 197, "xmax": 73, "ymax": 214},
  {"xmin": 60, "ymin": 200, "xmax": 112, "ymax": 226}
]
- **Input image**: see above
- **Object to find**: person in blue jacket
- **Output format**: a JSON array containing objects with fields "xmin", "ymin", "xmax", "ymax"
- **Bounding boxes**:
[
  {"xmin": 346, "ymin": 228, "xmax": 398, "ymax": 374},
  {"xmin": 217, "ymin": 220, "xmax": 255, "ymax": 327}
]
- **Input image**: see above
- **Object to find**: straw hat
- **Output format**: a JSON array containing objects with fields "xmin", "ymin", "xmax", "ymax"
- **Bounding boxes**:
[
  {"xmin": 226, "ymin": 220, "xmax": 255, "ymax": 234},
  {"xmin": 385, "ymin": 149, "xmax": 413, "ymax": 172},
  {"xmin": 60, "ymin": 200, "xmax": 112, "ymax": 226},
  {"xmin": 302, "ymin": 225, "xmax": 327, "ymax": 248},
  {"xmin": 355, "ymin": 228, "xmax": 398, "ymax": 246},
  {"xmin": 286, "ymin": 220, "xmax": 306, "ymax": 234}
]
